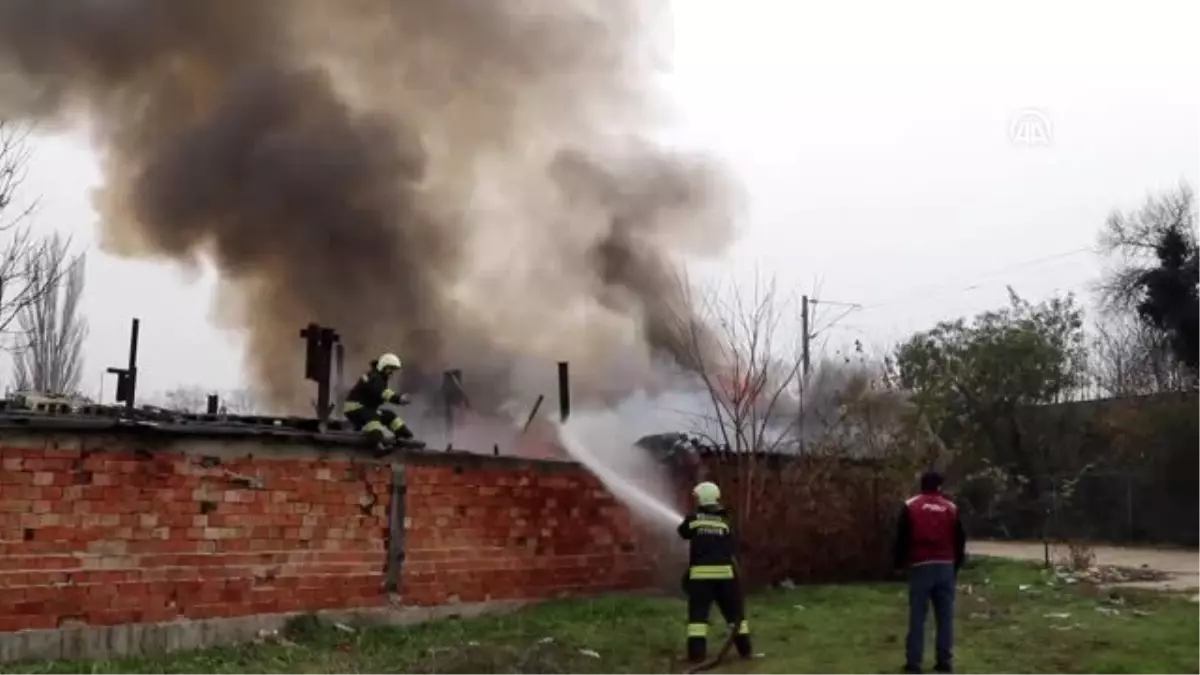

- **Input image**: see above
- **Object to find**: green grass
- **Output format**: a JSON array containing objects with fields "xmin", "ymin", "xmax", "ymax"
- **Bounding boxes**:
[{"xmin": 5, "ymin": 559, "xmax": 1197, "ymax": 674}]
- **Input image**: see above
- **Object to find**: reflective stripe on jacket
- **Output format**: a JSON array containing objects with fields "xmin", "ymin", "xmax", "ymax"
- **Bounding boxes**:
[
  {"xmin": 677, "ymin": 505, "xmax": 738, "ymax": 578},
  {"xmin": 344, "ymin": 368, "xmax": 397, "ymax": 413}
]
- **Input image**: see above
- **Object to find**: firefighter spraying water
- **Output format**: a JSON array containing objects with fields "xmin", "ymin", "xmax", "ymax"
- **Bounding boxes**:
[{"xmin": 677, "ymin": 481, "xmax": 753, "ymax": 667}]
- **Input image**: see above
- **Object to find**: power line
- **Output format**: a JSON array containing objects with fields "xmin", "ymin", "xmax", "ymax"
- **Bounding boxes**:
[
  {"xmin": 795, "ymin": 246, "xmax": 1104, "ymax": 360},
  {"xmin": 810, "ymin": 299, "xmax": 862, "ymax": 335},
  {"xmin": 804, "ymin": 252, "xmax": 1095, "ymax": 340},
  {"xmin": 822, "ymin": 274, "xmax": 1102, "ymax": 344},
  {"xmin": 854, "ymin": 246, "xmax": 1099, "ymax": 313}
]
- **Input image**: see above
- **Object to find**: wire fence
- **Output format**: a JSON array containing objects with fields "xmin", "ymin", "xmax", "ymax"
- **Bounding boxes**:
[{"xmin": 958, "ymin": 470, "xmax": 1199, "ymax": 548}]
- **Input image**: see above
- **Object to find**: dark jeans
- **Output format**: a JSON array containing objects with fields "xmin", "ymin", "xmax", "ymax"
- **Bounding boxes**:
[{"xmin": 906, "ymin": 563, "xmax": 956, "ymax": 669}]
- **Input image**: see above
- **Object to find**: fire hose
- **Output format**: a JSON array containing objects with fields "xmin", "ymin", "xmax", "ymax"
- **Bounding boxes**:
[{"xmin": 685, "ymin": 623, "xmax": 738, "ymax": 674}]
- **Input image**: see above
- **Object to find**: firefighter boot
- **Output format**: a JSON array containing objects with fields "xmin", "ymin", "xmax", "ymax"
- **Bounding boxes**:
[
  {"xmin": 724, "ymin": 618, "xmax": 751, "ymax": 658},
  {"xmin": 364, "ymin": 424, "xmax": 396, "ymax": 458},
  {"xmin": 686, "ymin": 623, "xmax": 707, "ymax": 664}
]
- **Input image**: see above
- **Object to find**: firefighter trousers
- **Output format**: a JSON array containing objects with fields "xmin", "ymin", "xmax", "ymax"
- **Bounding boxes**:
[
  {"xmin": 345, "ymin": 407, "xmax": 409, "ymax": 441},
  {"xmin": 685, "ymin": 578, "xmax": 751, "ymax": 662}
]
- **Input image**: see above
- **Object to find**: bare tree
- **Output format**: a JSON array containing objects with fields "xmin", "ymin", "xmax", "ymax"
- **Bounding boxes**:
[
  {"xmin": 1098, "ymin": 182, "xmax": 1197, "ymax": 310},
  {"xmin": 12, "ymin": 233, "xmax": 87, "ymax": 394},
  {"xmin": 665, "ymin": 274, "xmax": 934, "ymax": 584},
  {"xmin": 670, "ymin": 273, "xmax": 805, "ymax": 457},
  {"xmin": 1088, "ymin": 312, "xmax": 1190, "ymax": 396},
  {"xmin": 664, "ymin": 272, "xmax": 817, "ymax": 555},
  {"xmin": 668, "ymin": 273, "xmax": 931, "ymax": 456},
  {"xmin": 2, "ymin": 120, "xmax": 73, "ymax": 387},
  {"xmin": 0, "ymin": 120, "xmax": 35, "ymax": 235},
  {"xmin": 1096, "ymin": 183, "xmax": 1199, "ymax": 376}
]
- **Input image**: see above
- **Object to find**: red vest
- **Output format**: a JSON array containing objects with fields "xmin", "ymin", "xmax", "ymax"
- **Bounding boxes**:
[{"xmin": 905, "ymin": 493, "xmax": 957, "ymax": 566}]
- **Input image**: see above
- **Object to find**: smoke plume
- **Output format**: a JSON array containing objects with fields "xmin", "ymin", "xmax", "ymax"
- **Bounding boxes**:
[{"xmin": 0, "ymin": 0, "xmax": 738, "ymax": 412}]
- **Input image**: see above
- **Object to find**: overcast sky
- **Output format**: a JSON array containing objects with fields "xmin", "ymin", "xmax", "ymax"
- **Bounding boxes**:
[{"xmin": 10, "ymin": 0, "xmax": 1199, "ymax": 401}]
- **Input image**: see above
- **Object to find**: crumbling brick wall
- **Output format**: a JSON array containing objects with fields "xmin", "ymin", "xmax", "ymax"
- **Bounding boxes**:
[{"xmin": 0, "ymin": 430, "xmax": 654, "ymax": 634}]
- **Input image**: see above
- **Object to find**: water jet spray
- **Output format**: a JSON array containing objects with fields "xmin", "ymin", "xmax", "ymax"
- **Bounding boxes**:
[{"xmin": 552, "ymin": 417, "xmax": 683, "ymax": 529}]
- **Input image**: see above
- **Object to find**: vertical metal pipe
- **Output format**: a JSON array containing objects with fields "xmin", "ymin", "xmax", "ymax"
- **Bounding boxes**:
[
  {"xmin": 383, "ymin": 463, "xmax": 407, "ymax": 592},
  {"xmin": 557, "ymin": 361, "xmax": 570, "ymax": 422},
  {"xmin": 442, "ymin": 370, "xmax": 456, "ymax": 448},
  {"xmin": 125, "ymin": 318, "xmax": 140, "ymax": 410},
  {"xmin": 128, "ymin": 318, "xmax": 140, "ymax": 370},
  {"xmin": 333, "ymin": 343, "xmax": 345, "ymax": 416}
]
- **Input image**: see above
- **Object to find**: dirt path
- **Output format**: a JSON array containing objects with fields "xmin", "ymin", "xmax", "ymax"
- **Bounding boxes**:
[{"xmin": 969, "ymin": 540, "xmax": 1199, "ymax": 592}]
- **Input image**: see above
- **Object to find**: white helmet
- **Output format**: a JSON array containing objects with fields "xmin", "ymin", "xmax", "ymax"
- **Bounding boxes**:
[
  {"xmin": 377, "ymin": 353, "xmax": 402, "ymax": 371},
  {"xmin": 693, "ymin": 481, "xmax": 721, "ymax": 506}
]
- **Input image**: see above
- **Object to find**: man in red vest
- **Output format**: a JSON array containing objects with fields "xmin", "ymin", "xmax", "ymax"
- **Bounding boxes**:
[{"xmin": 893, "ymin": 471, "xmax": 966, "ymax": 674}]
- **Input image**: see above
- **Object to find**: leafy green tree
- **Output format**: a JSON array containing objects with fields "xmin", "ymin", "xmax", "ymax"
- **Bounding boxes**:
[{"xmin": 893, "ymin": 289, "xmax": 1086, "ymax": 478}]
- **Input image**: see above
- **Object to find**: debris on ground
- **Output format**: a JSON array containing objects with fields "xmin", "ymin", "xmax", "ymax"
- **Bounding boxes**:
[
  {"xmin": 334, "ymin": 622, "xmax": 356, "ymax": 634},
  {"xmin": 1043, "ymin": 612, "xmax": 1071, "ymax": 619},
  {"xmin": 1051, "ymin": 565, "xmax": 1170, "ymax": 585},
  {"xmin": 793, "ymin": 604, "xmax": 806, "ymax": 610},
  {"xmin": 779, "ymin": 579, "xmax": 797, "ymax": 590},
  {"xmin": 1095, "ymin": 606, "xmax": 1121, "ymax": 616},
  {"xmin": 253, "ymin": 629, "xmax": 297, "ymax": 648},
  {"xmin": 579, "ymin": 649, "xmax": 601, "ymax": 658}
]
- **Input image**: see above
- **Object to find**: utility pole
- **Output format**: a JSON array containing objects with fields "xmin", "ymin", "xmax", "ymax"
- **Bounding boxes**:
[
  {"xmin": 798, "ymin": 296, "xmax": 811, "ymax": 455},
  {"xmin": 800, "ymin": 295, "xmax": 811, "ymax": 378}
]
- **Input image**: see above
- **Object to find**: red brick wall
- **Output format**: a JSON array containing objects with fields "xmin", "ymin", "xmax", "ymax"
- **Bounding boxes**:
[
  {"xmin": 0, "ymin": 432, "xmax": 654, "ymax": 633},
  {"xmin": 401, "ymin": 456, "xmax": 652, "ymax": 605}
]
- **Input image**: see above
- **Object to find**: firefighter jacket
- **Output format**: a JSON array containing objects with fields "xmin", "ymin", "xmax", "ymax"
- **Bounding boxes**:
[
  {"xmin": 343, "ymin": 366, "xmax": 402, "ymax": 414},
  {"xmin": 677, "ymin": 504, "xmax": 738, "ymax": 580},
  {"xmin": 893, "ymin": 492, "xmax": 966, "ymax": 569}
]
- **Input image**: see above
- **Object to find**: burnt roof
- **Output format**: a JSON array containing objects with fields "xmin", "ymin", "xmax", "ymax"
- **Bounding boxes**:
[{"xmin": 0, "ymin": 399, "xmax": 391, "ymax": 448}]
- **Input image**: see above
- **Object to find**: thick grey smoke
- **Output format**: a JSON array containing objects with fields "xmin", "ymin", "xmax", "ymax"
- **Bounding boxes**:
[{"xmin": 0, "ymin": 0, "xmax": 738, "ymax": 412}]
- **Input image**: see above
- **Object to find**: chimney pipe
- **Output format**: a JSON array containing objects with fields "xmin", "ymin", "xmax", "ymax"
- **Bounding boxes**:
[{"xmin": 557, "ymin": 361, "xmax": 570, "ymax": 422}]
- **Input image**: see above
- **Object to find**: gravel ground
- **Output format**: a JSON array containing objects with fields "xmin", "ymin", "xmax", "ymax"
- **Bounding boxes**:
[{"xmin": 969, "ymin": 540, "xmax": 1199, "ymax": 594}]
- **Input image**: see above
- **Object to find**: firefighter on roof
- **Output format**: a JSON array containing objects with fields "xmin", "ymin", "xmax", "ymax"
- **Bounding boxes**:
[
  {"xmin": 343, "ymin": 353, "xmax": 413, "ymax": 449},
  {"xmin": 677, "ymin": 481, "xmax": 752, "ymax": 664}
]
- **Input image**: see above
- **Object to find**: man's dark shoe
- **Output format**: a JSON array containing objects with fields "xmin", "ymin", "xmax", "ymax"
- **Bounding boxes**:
[
  {"xmin": 902, "ymin": 665, "xmax": 922, "ymax": 674},
  {"xmin": 933, "ymin": 663, "xmax": 953, "ymax": 674}
]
